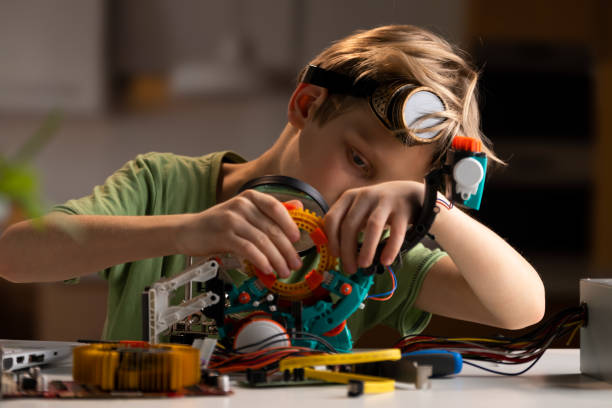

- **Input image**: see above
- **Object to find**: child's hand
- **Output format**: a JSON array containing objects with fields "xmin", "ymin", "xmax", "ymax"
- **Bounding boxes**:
[
  {"xmin": 323, "ymin": 181, "xmax": 424, "ymax": 275},
  {"xmin": 177, "ymin": 190, "xmax": 303, "ymax": 278}
]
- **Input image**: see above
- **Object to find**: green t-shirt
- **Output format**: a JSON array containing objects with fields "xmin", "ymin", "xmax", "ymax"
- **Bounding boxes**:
[{"xmin": 52, "ymin": 151, "xmax": 446, "ymax": 342}]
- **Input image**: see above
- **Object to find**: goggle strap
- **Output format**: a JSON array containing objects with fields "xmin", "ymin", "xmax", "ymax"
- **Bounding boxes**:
[
  {"xmin": 369, "ymin": 86, "xmax": 395, "ymax": 130},
  {"xmin": 301, "ymin": 65, "xmax": 376, "ymax": 97}
]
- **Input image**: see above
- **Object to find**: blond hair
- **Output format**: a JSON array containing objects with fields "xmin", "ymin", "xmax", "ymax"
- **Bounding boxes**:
[{"xmin": 299, "ymin": 24, "xmax": 503, "ymax": 167}]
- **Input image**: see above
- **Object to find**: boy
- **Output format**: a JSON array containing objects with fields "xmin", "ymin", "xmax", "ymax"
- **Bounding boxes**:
[{"xmin": 0, "ymin": 25, "xmax": 544, "ymax": 342}]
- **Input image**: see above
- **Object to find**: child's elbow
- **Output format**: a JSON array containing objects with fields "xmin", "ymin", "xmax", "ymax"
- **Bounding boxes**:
[
  {"xmin": 502, "ymin": 287, "xmax": 546, "ymax": 330},
  {"xmin": 506, "ymin": 305, "xmax": 545, "ymax": 330}
]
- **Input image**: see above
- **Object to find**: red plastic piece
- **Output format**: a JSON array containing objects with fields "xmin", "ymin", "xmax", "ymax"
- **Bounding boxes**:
[
  {"xmin": 301, "ymin": 286, "xmax": 330, "ymax": 306},
  {"xmin": 119, "ymin": 340, "xmax": 149, "ymax": 348},
  {"xmin": 282, "ymin": 201, "xmax": 300, "ymax": 211},
  {"xmin": 305, "ymin": 269, "xmax": 324, "ymax": 290},
  {"xmin": 238, "ymin": 292, "xmax": 251, "ymax": 304},
  {"xmin": 309, "ymin": 227, "xmax": 328, "ymax": 246},
  {"xmin": 340, "ymin": 283, "xmax": 352, "ymax": 296},
  {"xmin": 323, "ymin": 320, "xmax": 347, "ymax": 337},
  {"xmin": 255, "ymin": 268, "xmax": 277, "ymax": 288},
  {"xmin": 452, "ymin": 135, "xmax": 482, "ymax": 152}
]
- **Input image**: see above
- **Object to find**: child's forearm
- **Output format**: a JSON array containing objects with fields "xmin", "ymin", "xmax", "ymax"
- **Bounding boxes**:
[
  {"xmin": 429, "ymin": 204, "xmax": 545, "ymax": 329},
  {"xmin": 0, "ymin": 213, "xmax": 185, "ymax": 283}
]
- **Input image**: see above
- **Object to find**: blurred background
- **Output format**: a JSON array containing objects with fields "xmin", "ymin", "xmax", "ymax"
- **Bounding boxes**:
[{"xmin": 0, "ymin": 0, "xmax": 611, "ymax": 345}]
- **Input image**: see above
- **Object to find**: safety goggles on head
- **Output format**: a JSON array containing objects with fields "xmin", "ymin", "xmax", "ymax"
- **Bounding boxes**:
[{"xmin": 301, "ymin": 65, "xmax": 447, "ymax": 145}]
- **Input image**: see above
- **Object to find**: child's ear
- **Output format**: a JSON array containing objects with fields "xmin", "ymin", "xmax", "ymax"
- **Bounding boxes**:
[{"xmin": 287, "ymin": 83, "xmax": 328, "ymax": 129}]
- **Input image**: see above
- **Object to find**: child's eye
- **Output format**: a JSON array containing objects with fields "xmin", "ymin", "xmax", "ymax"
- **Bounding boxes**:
[{"xmin": 348, "ymin": 148, "xmax": 371, "ymax": 174}]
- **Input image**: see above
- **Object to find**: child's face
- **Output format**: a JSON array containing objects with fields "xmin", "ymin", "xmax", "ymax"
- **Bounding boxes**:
[{"xmin": 281, "ymin": 100, "xmax": 437, "ymax": 206}]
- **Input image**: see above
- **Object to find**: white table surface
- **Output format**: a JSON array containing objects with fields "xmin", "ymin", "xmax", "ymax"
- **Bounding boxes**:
[{"xmin": 4, "ymin": 349, "xmax": 612, "ymax": 408}]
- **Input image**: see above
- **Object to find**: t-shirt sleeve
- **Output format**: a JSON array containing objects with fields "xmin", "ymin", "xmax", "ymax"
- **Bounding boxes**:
[
  {"xmin": 51, "ymin": 152, "xmax": 163, "ymax": 217},
  {"xmin": 348, "ymin": 243, "xmax": 447, "ymax": 341},
  {"xmin": 50, "ymin": 153, "xmax": 169, "ymax": 282}
]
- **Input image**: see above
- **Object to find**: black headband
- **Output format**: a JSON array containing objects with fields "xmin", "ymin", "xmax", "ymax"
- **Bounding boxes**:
[{"xmin": 301, "ymin": 65, "xmax": 378, "ymax": 98}]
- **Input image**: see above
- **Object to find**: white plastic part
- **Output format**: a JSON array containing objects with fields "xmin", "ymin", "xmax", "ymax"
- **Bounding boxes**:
[
  {"xmin": 148, "ymin": 259, "xmax": 221, "ymax": 343},
  {"xmin": 234, "ymin": 319, "xmax": 290, "ymax": 353},
  {"xmin": 193, "ymin": 337, "xmax": 218, "ymax": 368},
  {"xmin": 453, "ymin": 157, "xmax": 484, "ymax": 200}
]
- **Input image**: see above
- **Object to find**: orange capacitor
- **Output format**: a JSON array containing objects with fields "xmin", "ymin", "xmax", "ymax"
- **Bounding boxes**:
[{"xmin": 452, "ymin": 135, "xmax": 482, "ymax": 152}]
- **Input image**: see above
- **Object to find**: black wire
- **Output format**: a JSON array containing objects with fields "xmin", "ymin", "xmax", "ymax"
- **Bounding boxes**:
[
  {"xmin": 233, "ymin": 332, "xmax": 292, "ymax": 353},
  {"xmin": 228, "ymin": 330, "xmax": 336, "ymax": 355},
  {"xmin": 463, "ymin": 352, "xmax": 544, "ymax": 376},
  {"xmin": 292, "ymin": 331, "xmax": 338, "ymax": 354}
]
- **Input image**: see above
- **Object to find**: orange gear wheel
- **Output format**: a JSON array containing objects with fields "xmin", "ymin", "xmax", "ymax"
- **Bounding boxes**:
[{"xmin": 244, "ymin": 207, "xmax": 337, "ymax": 301}]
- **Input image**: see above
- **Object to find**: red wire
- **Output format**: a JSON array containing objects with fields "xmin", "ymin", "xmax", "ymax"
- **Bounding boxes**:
[{"xmin": 368, "ymin": 265, "xmax": 397, "ymax": 301}]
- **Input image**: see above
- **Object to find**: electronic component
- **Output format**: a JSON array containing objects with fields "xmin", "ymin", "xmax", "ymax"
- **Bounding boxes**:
[
  {"xmin": 580, "ymin": 279, "xmax": 612, "ymax": 383},
  {"xmin": 0, "ymin": 339, "xmax": 75, "ymax": 372},
  {"xmin": 1, "ymin": 379, "xmax": 231, "ymax": 399},
  {"xmin": 72, "ymin": 342, "xmax": 200, "ymax": 392},
  {"xmin": 447, "ymin": 136, "xmax": 487, "ymax": 210}
]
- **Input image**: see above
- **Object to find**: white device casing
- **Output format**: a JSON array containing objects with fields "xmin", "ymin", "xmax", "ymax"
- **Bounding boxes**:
[
  {"xmin": 453, "ymin": 157, "xmax": 484, "ymax": 200},
  {"xmin": 234, "ymin": 319, "xmax": 290, "ymax": 353}
]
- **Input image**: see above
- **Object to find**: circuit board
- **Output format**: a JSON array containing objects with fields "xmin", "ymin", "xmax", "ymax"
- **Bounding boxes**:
[{"xmin": 2, "ymin": 380, "xmax": 232, "ymax": 399}]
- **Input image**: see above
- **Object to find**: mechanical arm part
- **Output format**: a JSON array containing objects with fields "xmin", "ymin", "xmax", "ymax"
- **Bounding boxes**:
[{"xmin": 147, "ymin": 259, "xmax": 221, "ymax": 344}]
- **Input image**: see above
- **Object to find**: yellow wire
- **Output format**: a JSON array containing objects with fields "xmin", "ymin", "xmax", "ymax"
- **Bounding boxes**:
[{"xmin": 565, "ymin": 323, "xmax": 582, "ymax": 346}]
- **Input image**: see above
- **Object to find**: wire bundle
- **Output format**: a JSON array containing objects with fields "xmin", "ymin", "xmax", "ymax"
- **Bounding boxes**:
[
  {"xmin": 210, "ymin": 331, "xmax": 338, "ymax": 373},
  {"xmin": 395, "ymin": 305, "xmax": 587, "ymax": 375},
  {"xmin": 367, "ymin": 265, "xmax": 397, "ymax": 301},
  {"xmin": 210, "ymin": 346, "xmax": 325, "ymax": 374}
]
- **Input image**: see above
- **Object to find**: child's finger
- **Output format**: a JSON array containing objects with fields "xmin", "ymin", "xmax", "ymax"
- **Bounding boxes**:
[
  {"xmin": 242, "ymin": 206, "xmax": 302, "ymax": 275},
  {"xmin": 232, "ymin": 235, "xmax": 275, "ymax": 276},
  {"xmin": 234, "ymin": 222, "xmax": 291, "ymax": 278},
  {"xmin": 340, "ymin": 199, "xmax": 372, "ymax": 275},
  {"xmin": 380, "ymin": 213, "xmax": 409, "ymax": 265},
  {"xmin": 357, "ymin": 206, "xmax": 391, "ymax": 269},
  {"xmin": 323, "ymin": 193, "xmax": 353, "ymax": 259},
  {"xmin": 246, "ymin": 190, "xmax": 301, "ymax": 243}
]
